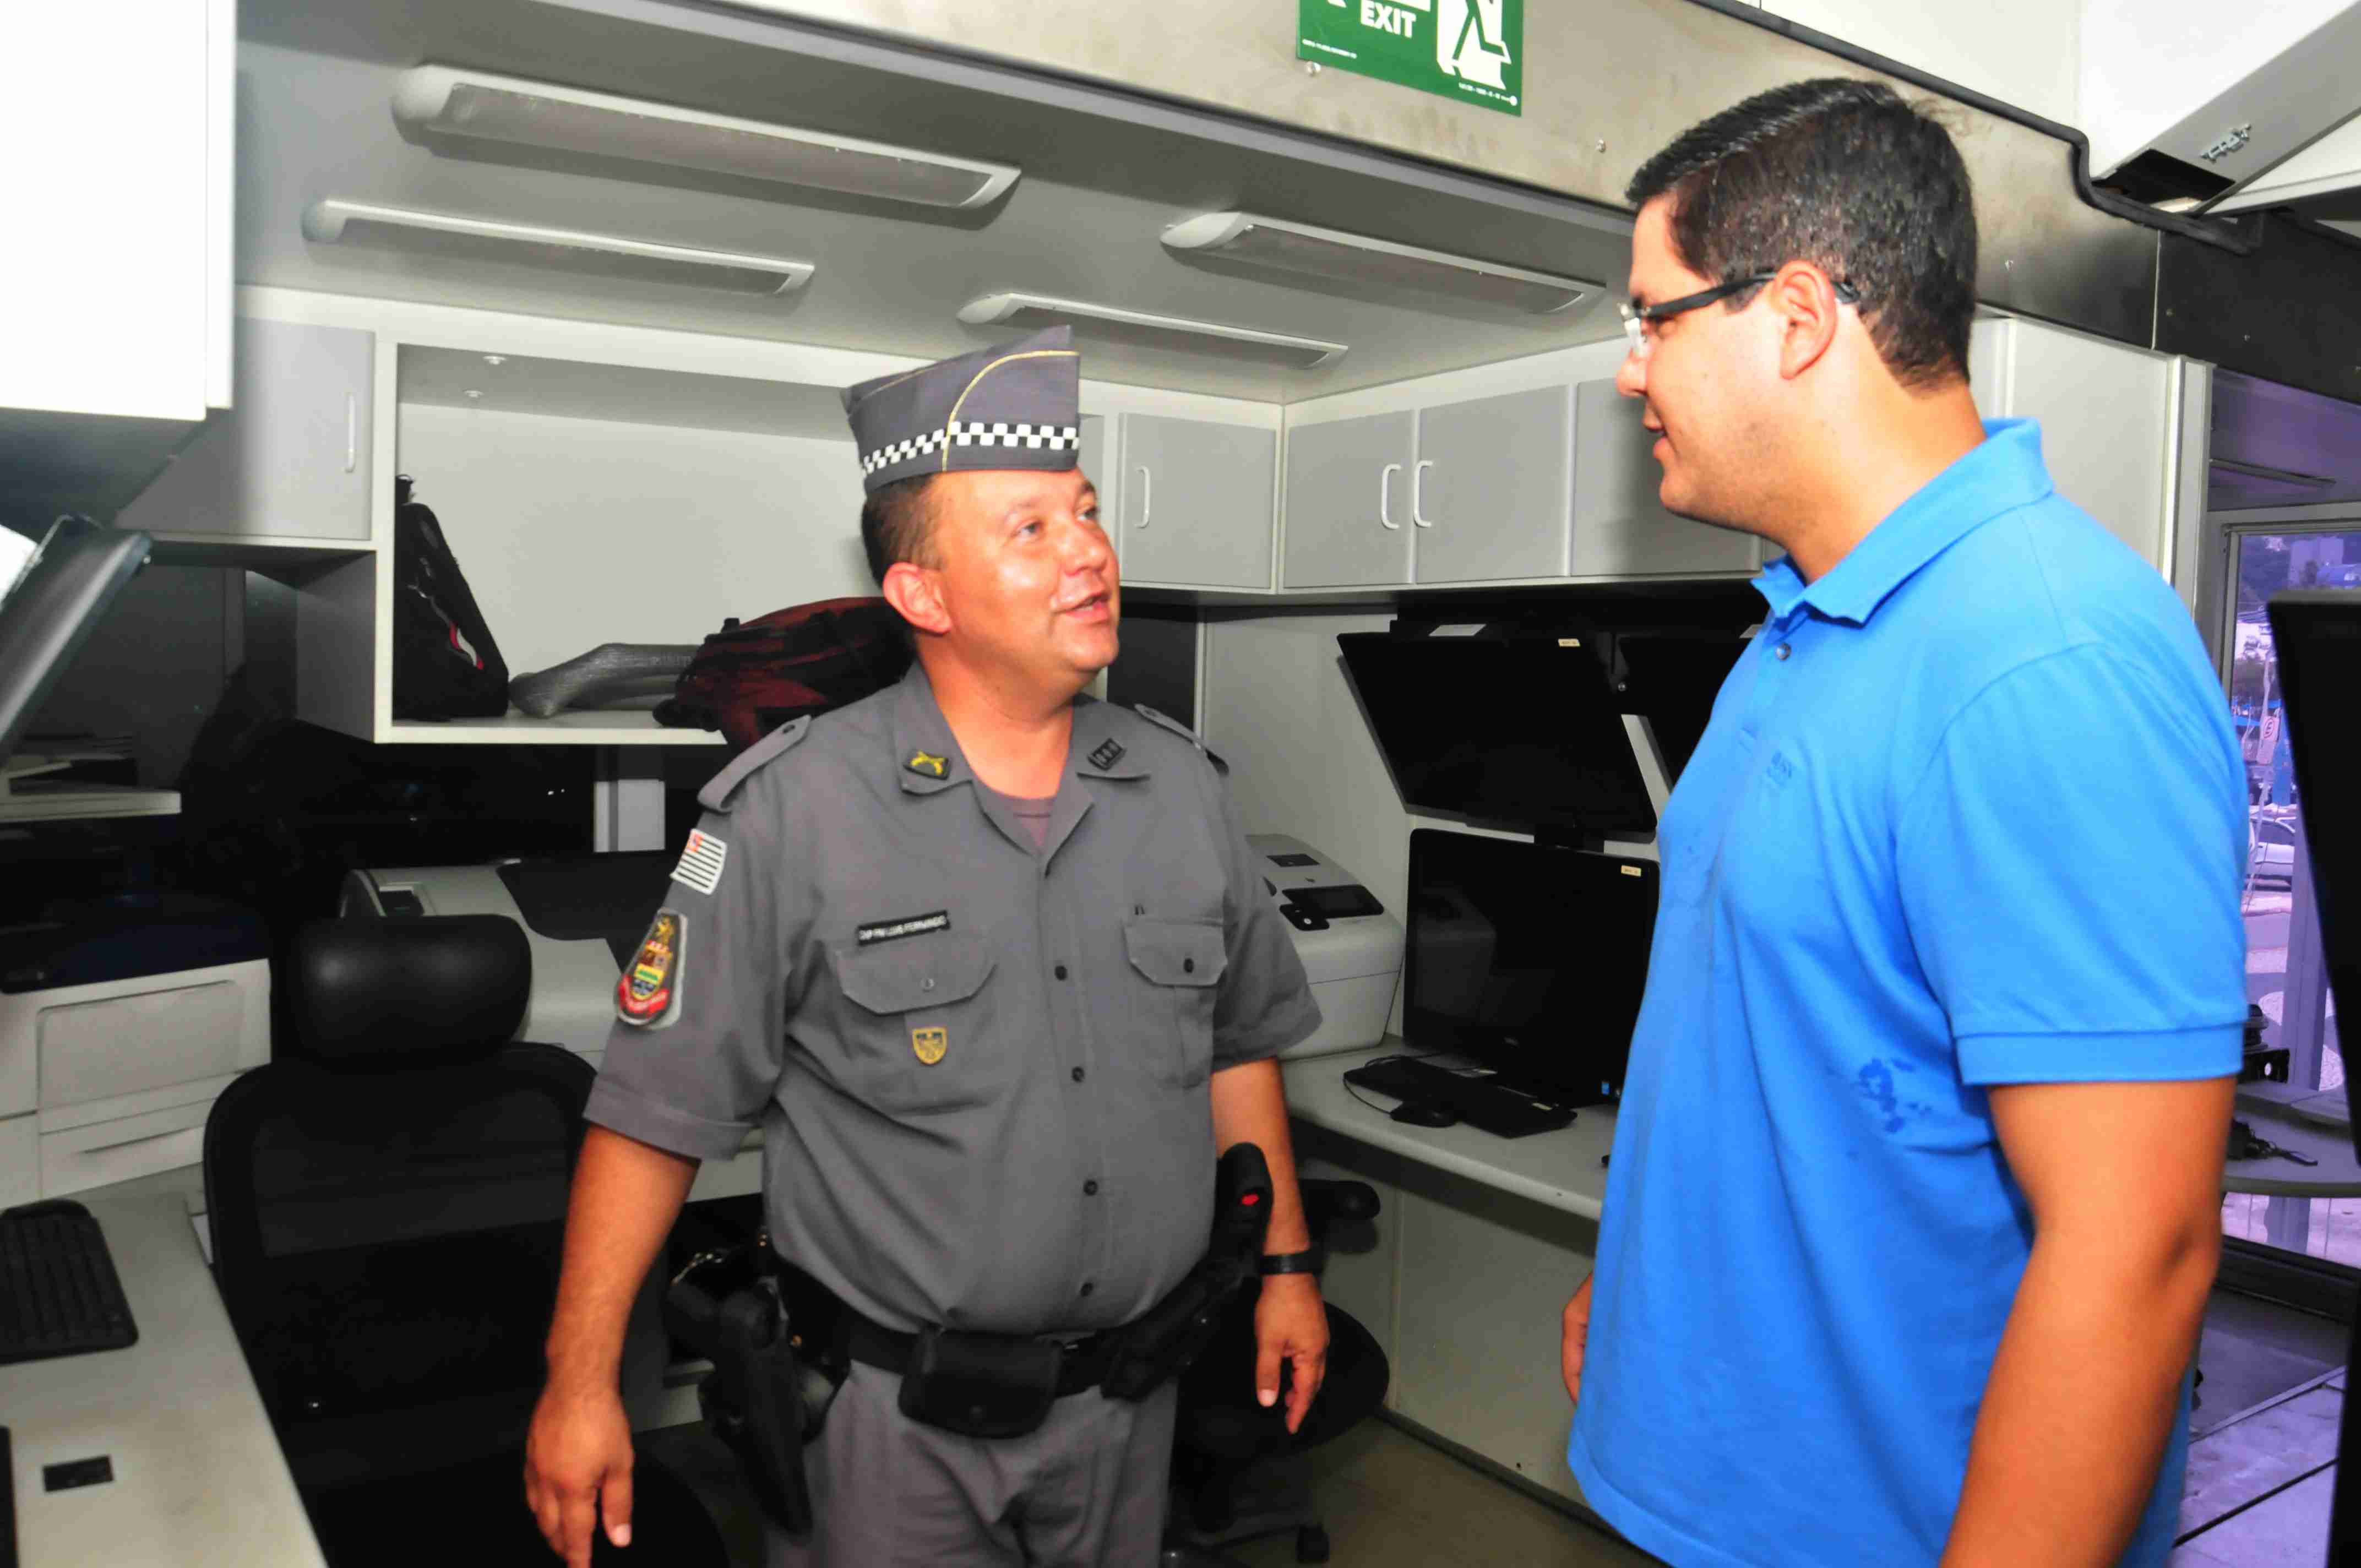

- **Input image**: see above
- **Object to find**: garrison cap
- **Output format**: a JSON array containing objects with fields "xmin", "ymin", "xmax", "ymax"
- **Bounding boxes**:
[{"xmin": 842, "ymin": 326, "xmax": 1082, "ymax": 494}]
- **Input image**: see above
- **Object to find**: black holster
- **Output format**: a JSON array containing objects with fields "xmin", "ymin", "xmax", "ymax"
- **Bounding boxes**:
[
  {"xmin": 664, "ymin": 1248, "xmax": 839, "ymax": 1536},
  {"xmin": 1103, "ymin": 1142, "xmax": 1274, "ymax": 1401}
]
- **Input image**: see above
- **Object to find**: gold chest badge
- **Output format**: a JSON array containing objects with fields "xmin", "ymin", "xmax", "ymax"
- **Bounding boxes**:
[{"xmin": 912, "ymin": 1026, "xmax": 949, "ymax": 1065}]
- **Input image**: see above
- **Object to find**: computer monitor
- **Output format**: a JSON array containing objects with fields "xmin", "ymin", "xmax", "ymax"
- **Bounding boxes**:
[
  {"xmin": 1337, "ymin": 631, "xmax": 1657, "ymax": 841},
  {"xmin": 0, "ymin": 522, "xmax": 163, "ymax": 818},
  {"xmin": 1401, "ymin": 826, "xmax": 1659, "ymax": 1106},
  {"xmin": 2266, "ymin": 592, "xmax": 2361, "ymax": 1567},
  {"xmin": 2268, "ymin": 591, "xmax": 2361, "ymax": 1157}
]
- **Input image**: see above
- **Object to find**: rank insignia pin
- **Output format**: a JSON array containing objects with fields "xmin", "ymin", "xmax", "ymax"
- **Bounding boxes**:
[
  {"xmin": 912, "ymin": 1026, "xmax": 949, "ymax": 1065},
  {"xmin": 906, "ymin": 750, "xmax": 950, "ymax": 780},
  {"xmin": 1089, "ymin": 738, "xmax": 1125, "ymax": 771}
]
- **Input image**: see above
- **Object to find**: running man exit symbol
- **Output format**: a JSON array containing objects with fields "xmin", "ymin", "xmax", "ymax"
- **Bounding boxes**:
[{"xmin": 1439, "ymin": 0, "xmax": 1511, "ymax": 89}]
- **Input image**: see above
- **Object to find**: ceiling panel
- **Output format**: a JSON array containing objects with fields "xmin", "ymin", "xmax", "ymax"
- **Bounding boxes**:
[{"xmin": 233, "ymin": 0, "xmax": 1638, "ymax": 404}]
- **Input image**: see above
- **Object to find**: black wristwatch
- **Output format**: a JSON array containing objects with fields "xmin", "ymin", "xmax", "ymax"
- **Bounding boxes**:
[{"xmin": 1258, "ymin": 1248, "xmax": 1325, "ymax": 1277}]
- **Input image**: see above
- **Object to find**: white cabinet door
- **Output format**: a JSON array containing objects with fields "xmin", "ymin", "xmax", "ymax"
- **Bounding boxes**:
[
  {"xmin": 1080, "ymin": 413, "xmax": 1120, "ymax": 561},
  {"xmin": 1569, "ymin": 379, "xmax": 1758, "ymax": 577},
  {"xmin": 1976, "ymin": 319, "xmax": 2176, "ymax": 574},
  {"xmin": 1411, "ymin": 387, "xmax": 1571, "ymax": 584},
  {"xmin": 1282, "ymin": 413, "xmax": 1415, "ymax": 589},
  {"xmin": 1118, "ymin": 415, "xmax": 1275, "ymax": 590},
  {"xmin": 120, "ymin": 320, "xmax": 376, "ymax": 542}
]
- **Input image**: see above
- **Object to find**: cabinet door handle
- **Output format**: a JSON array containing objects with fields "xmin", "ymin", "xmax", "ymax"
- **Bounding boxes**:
[
  {"xmin": 1136, "ymin": 465, "xmax": 1151, "ymax": 529},
  {"xmin": 1412, "ymin": 459, "xmax": 1434, "ymax": 528},
  {"xmin": 1379, "ymin": 463, "xmax": 1401, "ymax": 530},
  {"xmin": 345, "ymin": 394, "xmax": 358, "ymax": 474}
]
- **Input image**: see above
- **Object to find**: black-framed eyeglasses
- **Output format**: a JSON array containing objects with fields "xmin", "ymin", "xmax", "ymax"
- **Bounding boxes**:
[{"xmin": 1619, "ymin": 273, "xmax": 1860, "ymax": 358}]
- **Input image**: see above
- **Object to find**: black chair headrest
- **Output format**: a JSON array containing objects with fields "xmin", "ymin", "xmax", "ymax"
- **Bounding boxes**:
[{"xmin": 285, "ymin": 916, "xmax": 531, "ymax": 1069}]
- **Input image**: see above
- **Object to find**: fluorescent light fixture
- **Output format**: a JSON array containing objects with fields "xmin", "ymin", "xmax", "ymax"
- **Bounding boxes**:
[
  {"xmin": 1162, "ymin": 211, "xmax": 1594, "ymax": 315},
  {"xmin": 301, "ymin": 200, "xmax": 815, "ymax": 296},
  {"xmin": 393, "ymin": 64, "xmax": 1020, "ymax": 210},
  {"xmin": 958, "ymin": 292, "xmax": 1347, "ymax": 370}
]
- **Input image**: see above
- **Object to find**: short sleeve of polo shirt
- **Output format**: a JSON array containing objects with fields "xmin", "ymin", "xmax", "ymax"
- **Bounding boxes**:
[
  {"xmin": 1207, "ymin": 774, "xmax": 1323, "ymax": 1069},
  {"xmin": 584, "ymin": 807, "xmax": 792, "ymax": 1161},
  {"xmin": 1894, "ymin": 642, "xmax": 2247, "ymax": 1085}
]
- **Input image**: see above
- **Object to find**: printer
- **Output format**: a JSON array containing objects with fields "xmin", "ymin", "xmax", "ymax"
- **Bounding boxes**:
[
  {"xmin": 1247, "ymin": 834, "xmax": 1402, "ymax": 1059},
  {"xmin": 346, "ymin": 835, "xmax": 1401, "ymax": 1065}
]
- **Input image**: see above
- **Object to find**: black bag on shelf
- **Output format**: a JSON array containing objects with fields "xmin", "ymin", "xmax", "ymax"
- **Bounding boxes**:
[{"xmin": 391, "ymin": 476, "xmax": 510, "ymax": 721}]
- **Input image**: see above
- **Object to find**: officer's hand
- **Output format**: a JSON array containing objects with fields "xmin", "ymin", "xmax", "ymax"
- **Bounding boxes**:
[
  {"xmin": 524, "ymin": 1379, "xmax": 636, "ymax": 1568},
  {"xmin": 1254, "ymin": 1274, "xmax": 1330, "ymax": 1435},
  {"xmin": 1562, "ymin": 1274, "xmax": 1593, "ymax": 1407}
]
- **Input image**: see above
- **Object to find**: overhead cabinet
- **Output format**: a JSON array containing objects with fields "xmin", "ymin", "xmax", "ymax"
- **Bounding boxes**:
[
  {"xmin": 1568, "ymin": 379, "xmax": 1759, "ymax": 578},
  {"xmin": 1282, "ymin": 380, "xmax": 1750, "ymax": 590},
  {"xmin": 1116, "ymin": 415, "xmax": 1277, "ymax": 590},
  {"xmin": 1282, "ymin": 388, "xmax": 1571, "ymax": 590},
  {"xmin": 118, "ymin": 319, "xmax": 376, "ymax": 546},
  {"xmin": 1281, "ymin": 412, "xmax": 1415, "ymax": 590},
  {"xmin": 1410, "ymin": 386, "xmax": 1572, "ymax": 585}
]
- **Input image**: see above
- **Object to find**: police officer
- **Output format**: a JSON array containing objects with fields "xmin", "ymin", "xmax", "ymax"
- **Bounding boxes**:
[{"xmin": 524, "ymin": 326, "xmax": 1331, "ymax": 1568}]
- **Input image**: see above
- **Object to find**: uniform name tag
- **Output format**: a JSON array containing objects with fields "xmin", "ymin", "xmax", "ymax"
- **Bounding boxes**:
[{"xmin": 857, "ymin": 910, "xmax": 951, "ymax": 946}]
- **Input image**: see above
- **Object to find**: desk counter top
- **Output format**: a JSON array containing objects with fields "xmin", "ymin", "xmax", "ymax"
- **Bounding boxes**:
[
  {"xmin": 1281, "ymin": 1044, "xmax": 1615, "ymax": 1221},
  {"xmin": 2224, "ymin": 1101, "xmax": 2361, "ymax": 1198},
  {"xmin": 1, "ymin": 1191, "xmax": 326, "ymax": 1568}
]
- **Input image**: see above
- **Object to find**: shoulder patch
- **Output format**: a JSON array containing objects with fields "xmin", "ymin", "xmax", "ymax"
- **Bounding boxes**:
[
  {"xmin": 1130, "ymin": 704, "xmax": 1228, "ymax": 776},
  {"xmin": 697, "ymin": 715, "xmax": 812, "ymax": 812}
]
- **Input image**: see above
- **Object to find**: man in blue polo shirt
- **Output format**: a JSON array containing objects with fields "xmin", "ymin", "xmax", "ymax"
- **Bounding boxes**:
[{"xmin": 1562, "ymin": 80, "xmax": 2245, "ymax": 1567}]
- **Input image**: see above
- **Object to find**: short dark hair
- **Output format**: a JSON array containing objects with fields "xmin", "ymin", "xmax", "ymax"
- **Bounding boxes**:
[
  {"xmin": 859, "ymin": 473, "xmax": 938, "ymax": 585},
  {"xmin": 1625, "ymin": 78, "xmax": 1976, "ymax": 388}
]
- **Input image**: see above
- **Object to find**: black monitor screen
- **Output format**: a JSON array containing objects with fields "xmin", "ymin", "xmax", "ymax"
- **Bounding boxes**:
[
  {"xmin": 0, "ymin": 525, "xmax": 150, "ymax": 766},
  {"xmin": 1402, "ymin": 827, "xmax": 1659, "ymax": 1104},
  {"xmin": 2270, "ymin": 590, "xmax": 2361, "ymax": 1166},
  {"xmin": 1337, "ymin": 633, "xmax": 1656, "ymax": 839}
]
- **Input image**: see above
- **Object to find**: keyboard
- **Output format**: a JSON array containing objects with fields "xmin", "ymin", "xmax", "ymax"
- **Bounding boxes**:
[
  {"xmin": 1343, "ymin": 1056, "xmax": 1577, "ymax": 1138},
  {"xmin": 0, "ymin": 1200, "xmax": 138, "ymax": 1366}
]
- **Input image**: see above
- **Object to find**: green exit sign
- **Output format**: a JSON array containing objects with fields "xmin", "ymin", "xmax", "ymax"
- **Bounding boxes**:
[{"xmin": 1297, "ymin": 0, "xmax": 1523, "ymax": 116}]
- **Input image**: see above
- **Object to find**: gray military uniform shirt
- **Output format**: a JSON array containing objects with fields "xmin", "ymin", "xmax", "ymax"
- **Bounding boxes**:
[{"xmin": 585, "ymin": 663, "xmax": 1321, "ymax": 1337}]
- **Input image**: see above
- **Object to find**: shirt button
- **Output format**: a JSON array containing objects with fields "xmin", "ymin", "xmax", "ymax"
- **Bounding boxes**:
[
  {"xmin": 1084, "ymin": 1180, "xmax": 1100, "ymax": 1196},
  {"xmin": 1055, "ymin": 964, "xmax": 1069, "ymax": 980},
  {"xmin": 1079, "ymin": 1282, "xmax": 1095, "ymax": 1297},
  {"xmin": 1775, "ymin": 643, "xmax": 1792, "ymax": 661},
  {"xmin": 1071, "ymin": 1066, "xmax": 1086, "ymax": 1083},
  {"xmin": 922, "ymin": 977, "xmax": 936, "ymax": 990},
  {"xmin": 1183, "ymin": 958, "xmax": 1195, "ymax": 974}
]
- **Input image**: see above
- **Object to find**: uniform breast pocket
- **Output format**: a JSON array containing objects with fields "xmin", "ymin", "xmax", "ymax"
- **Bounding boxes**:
[
  {"xmin": 828, "ymin": 937, "xmax": 1000, "ymax": 1113},
  {"xmin": 1122, "ymin": 918, "xmax": 1227, "ymax": 1088}
]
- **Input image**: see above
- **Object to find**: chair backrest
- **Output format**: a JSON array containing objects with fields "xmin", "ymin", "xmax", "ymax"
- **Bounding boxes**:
[{"xmin": 204, "ymin": 916, "xmax": 590, "ymax": 1483}]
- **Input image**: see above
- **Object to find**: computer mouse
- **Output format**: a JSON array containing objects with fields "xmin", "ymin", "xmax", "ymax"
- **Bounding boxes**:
[{"xmin": 1388, "ymin": 1101, "xmax": 1460, "ymax": 1129}]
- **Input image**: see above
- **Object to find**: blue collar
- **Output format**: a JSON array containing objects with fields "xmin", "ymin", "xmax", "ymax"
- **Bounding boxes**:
[{"xmin": 1756, "ymin": 420, "xmax": 2055, "ymax": 627}]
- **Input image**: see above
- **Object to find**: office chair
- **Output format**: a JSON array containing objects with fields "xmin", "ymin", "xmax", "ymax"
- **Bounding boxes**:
[
  {"xmin": 1163, "ymin": 1179, "xmax": 1392, "ymax": 1567},
  {"xmin": 203, "ymin": 915, "xmax": 726, "ymax": 1567}
]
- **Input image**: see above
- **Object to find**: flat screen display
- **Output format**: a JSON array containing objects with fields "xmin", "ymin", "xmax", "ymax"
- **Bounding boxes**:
[
  {"xmin": 1402, "ymin": 827, "xmax": 1658, "ymax": 1104},
  {"xmin": 1337, "ymin": 633, "xmax": 1656, "ymax": 839}
]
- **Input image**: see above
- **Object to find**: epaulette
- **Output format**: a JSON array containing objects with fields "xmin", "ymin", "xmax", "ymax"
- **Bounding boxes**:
[
  {"xmin": 697, "ymin": 716, "xmax": 812, "ymax": 812},
  {"xmin": 1131, "ymin": 704, "xmax": 1228, "ymax": 777}
]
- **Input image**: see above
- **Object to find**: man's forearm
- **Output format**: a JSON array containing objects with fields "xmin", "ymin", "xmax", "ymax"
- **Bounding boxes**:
[
  {"xmin": 1943, "ymin": 1223, "xmax": 2218, "ymax": 1566},
  {"xmin": 543, "ymin": 1124, "xmax": 699, "ymax": 1392},
  {"xmin": 1208, "ymin": 1058, "xmax": 1312, "ymax": 1255}
]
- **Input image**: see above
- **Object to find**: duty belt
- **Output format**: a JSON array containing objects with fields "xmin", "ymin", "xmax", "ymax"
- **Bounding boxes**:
[{"xmin": 837, "ymin": 1306, "xmax": 1123, "ymax": 1398}]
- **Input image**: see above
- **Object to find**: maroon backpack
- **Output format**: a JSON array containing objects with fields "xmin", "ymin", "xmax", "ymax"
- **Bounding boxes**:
[{"xmin": 654, "ymin": 597, "xmax": 913, "ymax": 753}]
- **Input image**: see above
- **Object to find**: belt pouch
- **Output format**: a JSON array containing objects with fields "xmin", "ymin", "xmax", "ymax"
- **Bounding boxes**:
[{"xmin": 897, "ymin": 1328, "xmax": 1063, "ymax": 1439}]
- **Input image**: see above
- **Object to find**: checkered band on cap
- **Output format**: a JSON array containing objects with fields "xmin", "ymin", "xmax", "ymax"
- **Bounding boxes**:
[
  {"xmin": 841, "ymin": 326, "xmax": 1082, "ymax": 493},
  {"xmin": 859, "ymin": 421, "xmax": 1080, "ymax": 476}
]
